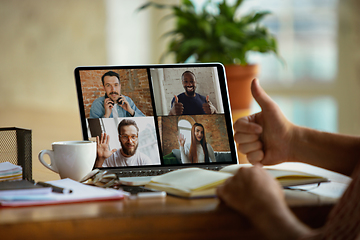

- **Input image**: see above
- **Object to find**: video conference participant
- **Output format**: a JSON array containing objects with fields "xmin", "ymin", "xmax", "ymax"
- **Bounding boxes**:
[
  {"xmin": 95, "ymin": 119, "xmax": 152, "ymax": 167},
  {"xmin": 90, "ymin": 71, "xmax": 145, "ymax": 118},
  {"xmin": 178, "ymin": 122, "xmax": 216, "ymax": 163},
  {"xmin": 169, "ymin": 71, "xmax": 217, "ymax": 115}
]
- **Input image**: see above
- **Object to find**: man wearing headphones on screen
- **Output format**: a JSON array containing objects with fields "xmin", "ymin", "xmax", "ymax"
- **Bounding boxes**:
[{"xmin": 90, "ymin": 71, "xmax": 145, "ymax": 118}]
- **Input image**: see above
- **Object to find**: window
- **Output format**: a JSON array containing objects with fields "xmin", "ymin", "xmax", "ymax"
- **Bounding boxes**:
[
  {"xmin": 178, "ymin": 119, "xmax": 192, "ymax": 147},
  {"xmin": 241, "ymin": 0, "xmax": 338, "ymax": 132},
  {"xmin": 191, "ymin": 0, "xmax": 338, "ymax": 132},
  {"xmin": 242, "ymin": 0, "xmax": 338, "ymax": 83}
]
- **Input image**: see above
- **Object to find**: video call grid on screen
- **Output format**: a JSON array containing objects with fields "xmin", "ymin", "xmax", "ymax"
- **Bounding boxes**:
[{"xmin": 74, "ymin": 63, "xmax": 237, "ymax": 169}]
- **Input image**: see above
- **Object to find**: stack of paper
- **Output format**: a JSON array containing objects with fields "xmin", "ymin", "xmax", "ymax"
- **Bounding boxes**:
[
  {"xmin": 0, "ymin": 178, "xmax": 124, "ymax": 208},
  {"xmin": 0, "ymin": 162, "xmax": 22, "ymax": 182},
  {"xmin": 0, "ymin": 180, "xmax": 52, "ymax": 197}
]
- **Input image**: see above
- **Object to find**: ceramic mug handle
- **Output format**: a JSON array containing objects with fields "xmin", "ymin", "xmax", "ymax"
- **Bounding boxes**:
[{"xmin": 38, "ymin": 149, "xmax": 59, "ymax": 173}]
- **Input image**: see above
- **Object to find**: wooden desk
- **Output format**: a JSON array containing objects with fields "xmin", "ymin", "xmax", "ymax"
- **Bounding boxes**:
[
  {"xmin": 0, "ymin": 195, "xmax": 334, "ymax": 240},
  {"xmin": 1, "ymin": 162, "xmax": 350, "ymax": 240}
]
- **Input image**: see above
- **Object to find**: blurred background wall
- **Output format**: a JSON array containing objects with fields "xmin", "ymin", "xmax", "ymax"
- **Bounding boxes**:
[
  {"xmin": 0, "ymin": 0, "xmax": 359, "ymax": 180},
  {"xmin": 0, "ymin": 0, "xmax": 107, "ymax": 112},
  {"xmin": 0, "ymin": 0, "xmax": 107, "ymax": 180}
]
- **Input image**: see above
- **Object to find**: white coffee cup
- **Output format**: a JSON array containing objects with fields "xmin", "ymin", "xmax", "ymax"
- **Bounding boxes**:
[{"xmin": 38, "ymin": 141, "xmax": 96, "ymax": 181}]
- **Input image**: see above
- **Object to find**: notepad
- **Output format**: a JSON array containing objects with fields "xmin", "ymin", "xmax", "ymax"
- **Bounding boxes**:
[
  {"xmin": 0, "ymin": 180, "xmax": 52, "ymax": 196},
  {"xmin": 0, "ymin": 162, "xmax": 22, "ymax": 182},
  {"xmin": 220, "ymin": 164, "xmax": 330, "ymax": 187},
  {"xmin": 145, "ymin": 165, "xmax": 329, "ymax": 198},
  {"xmin": 0, "ymin": 178, "xmax": 124, "ymax": 207}
]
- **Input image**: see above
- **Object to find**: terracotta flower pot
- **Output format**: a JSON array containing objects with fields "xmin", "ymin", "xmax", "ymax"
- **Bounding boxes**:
[
  {"xmin": 224, "ymin": 64, "xmax": 259, "ymax": 110},
  {"xmin": 225, "ymin": 64, "xmax": 259, "ymax": 164}
]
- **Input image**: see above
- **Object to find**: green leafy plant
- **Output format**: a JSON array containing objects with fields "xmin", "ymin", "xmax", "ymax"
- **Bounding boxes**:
[{"xmin": 139, "ymin": 0, "xmax": 279, "ymax": 65}]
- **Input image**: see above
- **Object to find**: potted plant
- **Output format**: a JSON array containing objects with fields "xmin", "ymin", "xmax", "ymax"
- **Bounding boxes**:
[{"xmin": 139, "ymin": 0, "xmax": 279, "ymax": 112}]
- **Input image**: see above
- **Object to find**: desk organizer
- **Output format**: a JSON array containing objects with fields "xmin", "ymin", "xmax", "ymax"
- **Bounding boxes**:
[{"xmin": 0, "ymin": 127, "xmax": 32, "ymax": 180}]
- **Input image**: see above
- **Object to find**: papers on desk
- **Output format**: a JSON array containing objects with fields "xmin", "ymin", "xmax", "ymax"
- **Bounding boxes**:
[
  {"xmin": 0, "ymin": 180, "xmax": 52, "ymax": 196},
  {"xmin": 146, "ymin": 168, "xmax": 232, "ymax": 198},
  {"xmin": 0, "ymin": 162, "xmax": 22, "ymax": 181},
  {"xmin": 145, "ymin": 164, "xmax": 330, "ymax": 198},
  {"xmin": 0, "ymin": 178, "xmax": 124, "ymax": 208}
]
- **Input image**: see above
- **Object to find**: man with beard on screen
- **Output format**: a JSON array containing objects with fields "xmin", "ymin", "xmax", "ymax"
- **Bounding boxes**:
[
  {"xmin": 169, "ymin": 71, "xmax": 217, "ymax": 115},
  {"xmin": 90, "ymin": 71, "xmax": 145, "ymax": 118},
  {"xmin": 94, "ymin": 119, "xmax": 152, "ymax": 167}
]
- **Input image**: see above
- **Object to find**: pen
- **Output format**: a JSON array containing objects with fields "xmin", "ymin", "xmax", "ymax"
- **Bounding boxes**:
[{"xmin": 37, "ymin": 182, "xmax": 73, "ymax": 194}]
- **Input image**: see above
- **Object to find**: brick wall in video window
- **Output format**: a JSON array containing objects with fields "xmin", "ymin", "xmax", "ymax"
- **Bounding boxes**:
[{"xmin": 80, "ymin": 69, "xmax": 153, "ymax": 118}]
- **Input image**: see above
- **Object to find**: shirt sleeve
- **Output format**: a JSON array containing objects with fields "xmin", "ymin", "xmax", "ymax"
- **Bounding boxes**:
[
  {"xmin": 126, "ymin": 96, "xmax": 145, "ymax": 117},
  {"xmin": 314, "ymin": 162, "xmax": 360, "ymax": 239}
]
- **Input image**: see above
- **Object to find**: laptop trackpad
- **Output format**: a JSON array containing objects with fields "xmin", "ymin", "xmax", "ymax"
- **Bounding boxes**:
[{"xmin": 119, "ymin": 176, "xmax": 152, "ymax": 186}]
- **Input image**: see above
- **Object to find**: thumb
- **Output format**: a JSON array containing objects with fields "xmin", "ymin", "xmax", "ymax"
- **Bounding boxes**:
[
  {"xmin": 174, "ymin": 95, "xmax": 178, "ymax": 103},
  {"xmin": 251, "ymin": 78, "xmax": 276, "ymax": 111},
  {"xmin": 206, "ymin": 95, "xmax": 209, "ymax": 103}
]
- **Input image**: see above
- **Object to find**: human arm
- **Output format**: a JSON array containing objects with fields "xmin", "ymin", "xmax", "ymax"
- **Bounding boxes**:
[
  {"xmin": 95, "ymin": 133, "xmax": 117, "ymax": 168},
  {"xmin": 216, "ymin": 164, "xmax": 313, "ymax": 240},
  {"xmin": 202, "ymin": 95, "xmax": 217, "ymax": 114},
  {"xmin": 90, "ymin": 97, "xmax": 112, "ymax": 118},
  {"xmin": 119, "ymin": 95, "xmax": 145, "ymax": 117},
  {"xmin": 169, "ymin": 95, "xmax": 184, "ymax": 115},
  {"xmin": 103, "ymin": 98, "xmax": 114, "ymax": 118},
  {"xmin": 235, "ymin": 78, "xmax": 360, "ymax": 176},
  {"xmin": 178, "ymin": 134, "xmax": 190, "ymax": 164},
  {"xmin": 290, "ymin": 127, "xmax": 360, "ymax": 176}
]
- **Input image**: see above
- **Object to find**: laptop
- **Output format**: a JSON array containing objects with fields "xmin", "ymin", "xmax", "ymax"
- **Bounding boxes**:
[{"xmin": 74, "ymin": 63, "xmax": 238, "ymax": 181}]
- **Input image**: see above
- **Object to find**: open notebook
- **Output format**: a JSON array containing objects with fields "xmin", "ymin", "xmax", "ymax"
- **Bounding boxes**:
[{"xmin": 74, "ymin": 63, "xmax": 238, "ymax": 179}]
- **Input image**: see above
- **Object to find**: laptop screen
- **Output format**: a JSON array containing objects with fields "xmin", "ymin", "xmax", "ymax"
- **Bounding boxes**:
[{"xmin": 74, "ymin": 63, "xmax": 238, "ymax": 170}]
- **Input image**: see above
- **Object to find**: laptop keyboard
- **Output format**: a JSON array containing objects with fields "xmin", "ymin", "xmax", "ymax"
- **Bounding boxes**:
[
  {"xmin": 115, "ymin": 169, "xmax": 172, "ymax": 177},
  {"xmin": 115, "ymin": 166, "xmax": 223, "ymax": 178}
]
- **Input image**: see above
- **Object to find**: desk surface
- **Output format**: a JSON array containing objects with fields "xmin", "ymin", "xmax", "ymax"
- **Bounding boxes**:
[
  {"xmin": 1, "ymin": 162, "xmax": 350, "ymax": 240},
  {"xmin": 0, "ymin": 194, "xmax": 334, "ymax": 240}
]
